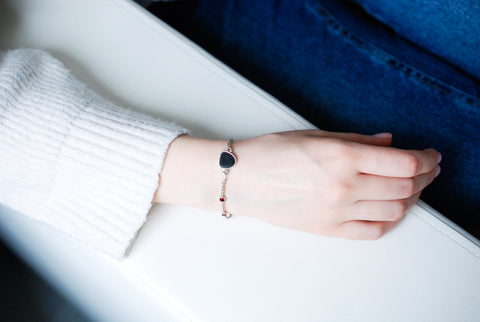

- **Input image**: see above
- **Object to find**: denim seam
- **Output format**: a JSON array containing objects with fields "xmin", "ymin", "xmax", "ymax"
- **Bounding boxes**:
[{"xmin": 305, "ymin": 0, "xmax": 478, "ymax": 108}]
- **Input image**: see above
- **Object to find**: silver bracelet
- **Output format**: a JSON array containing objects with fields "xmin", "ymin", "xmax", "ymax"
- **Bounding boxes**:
[{"xmin": 219, "ymin": 138, "xmax": 237, "ymax": 219}]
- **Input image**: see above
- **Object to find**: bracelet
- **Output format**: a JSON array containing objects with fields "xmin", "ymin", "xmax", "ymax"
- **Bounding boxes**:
[{"xmin": 219, "ymin": 138, "xmax": 237, "ymax": 219}]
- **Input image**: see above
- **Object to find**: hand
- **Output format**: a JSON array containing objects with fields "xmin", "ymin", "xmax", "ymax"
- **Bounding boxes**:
[{"xmin": 154, "ymin": 130, "xmax": 441, "ymax": 240}]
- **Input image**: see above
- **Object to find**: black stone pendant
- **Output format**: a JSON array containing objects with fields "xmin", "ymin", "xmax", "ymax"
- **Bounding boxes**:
[{"xmin": 220, "ymin": 151, "xmax": 237, "ymax": 169}]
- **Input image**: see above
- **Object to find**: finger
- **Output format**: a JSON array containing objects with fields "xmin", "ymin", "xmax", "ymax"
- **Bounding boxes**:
[
  {"xmin": 345, "ymin": 192, "xmax": 420, "ymax": 222},
  {"xmin": 353, "ymin": 144, "xmax": 441, "ymax": 177},
  {"xmin": 335, "ymin": 219, "xmax": 400, "ymax": 240},
  {"xmin": 353, "ymin": 166, "xmax": 439, "ymax": 200},
  {"xmin": 302, "ymin": 130, "xmax": 393, "ymax": 147}
]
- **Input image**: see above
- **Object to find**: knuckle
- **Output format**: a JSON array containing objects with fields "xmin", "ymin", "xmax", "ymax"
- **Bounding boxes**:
[
  {"xmin": 398, "ymin": 178, "xmax": 415, "ymax": 197},
  {"xmin": 323, "ymin": 208, "xmax": 343, "ymax": 224},
  {"xmin": 403, "ymin": 153, "xmax": 419, "ymax": 176},
  {"xmin": 327, "ymin": 182, "xmax": 351, "ymax": 203},
  {"xmin": 324, "ymin": 140, "xmax": 356, "ymax": 168},
  {"xmin": 325, "ymin": 139, "xmax": 352, "ymax": 156},
  {"xmin": 390, "ymin": 200, "xmax": 407, "ymax": 220}
]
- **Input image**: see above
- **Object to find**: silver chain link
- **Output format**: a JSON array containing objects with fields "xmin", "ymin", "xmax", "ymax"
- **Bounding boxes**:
[{"xmin": 220, "ymin": 138, "xmax": 235, "ymax": 219}]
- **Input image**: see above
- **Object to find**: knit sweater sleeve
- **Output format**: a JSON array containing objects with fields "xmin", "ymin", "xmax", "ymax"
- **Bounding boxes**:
[{"xmin": 0, "ymin": 49, "xmax": 188, "ymax": 258}]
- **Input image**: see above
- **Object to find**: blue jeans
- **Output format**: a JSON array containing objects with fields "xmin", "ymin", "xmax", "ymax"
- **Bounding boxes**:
[{"xmin": 152, "ymin": 0, "xmax": 480, "ymax": 236}]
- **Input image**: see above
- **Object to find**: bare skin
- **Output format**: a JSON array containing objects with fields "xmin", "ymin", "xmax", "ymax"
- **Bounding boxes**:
[{"xmin": 154, "ymin": 130, "xmax": 441, "ymax": 240}]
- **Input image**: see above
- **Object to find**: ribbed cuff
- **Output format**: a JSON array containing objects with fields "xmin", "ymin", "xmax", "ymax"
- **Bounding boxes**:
[
  {"xmin": 49, "ymin": 91, "xmax": 187, "ymax": 257},
  {"xmin": 0, "ymin": 49, "xmax": 188, "ymax": 258}
]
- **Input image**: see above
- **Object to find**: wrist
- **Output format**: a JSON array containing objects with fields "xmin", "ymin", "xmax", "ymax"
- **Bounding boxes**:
[{"xmin": 153, "ymin": 135, "xmax": 225, "ymax": 211}]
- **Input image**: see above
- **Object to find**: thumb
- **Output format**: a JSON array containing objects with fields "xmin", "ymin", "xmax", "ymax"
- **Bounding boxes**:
[
  {"xmin": 325, "ymin": 131, "xmax": 393, "ymax": 146},
  {"xmin": 369, "ymin": 132, "xmax": 393, "ymax": 146}
]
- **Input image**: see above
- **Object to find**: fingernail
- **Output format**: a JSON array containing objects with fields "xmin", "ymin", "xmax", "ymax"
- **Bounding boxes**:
[
  {"xmin": 437, "ymin": 152, "xmax": 442, "ymax": 163},
  {"xmin": 434, "ymin": 165, "xmax": 441, "ymax": 178},
  {"xmin": 373, "ymin": 132, "xmax": 392, "ymax": 138}
]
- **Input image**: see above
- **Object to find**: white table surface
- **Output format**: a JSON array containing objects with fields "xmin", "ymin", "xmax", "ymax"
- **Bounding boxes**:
[{"xmin": 0, "ymin": 0, "xmax": 479, "ymax": 321}]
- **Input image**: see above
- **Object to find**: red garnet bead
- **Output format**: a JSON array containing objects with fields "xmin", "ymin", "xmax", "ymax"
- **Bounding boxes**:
[
  {"xmin": 220, "ymin": 197, "xmax": 225, "ymax": 202},
  {"xmin": 222, "ymin": 213, "xmax": 227, "ymax": 217}
]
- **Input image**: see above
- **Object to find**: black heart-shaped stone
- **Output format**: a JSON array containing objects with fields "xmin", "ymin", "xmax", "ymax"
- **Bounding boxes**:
[{"xmin": 220, "ymin": 151, "xmax": 236, "ymax": 169}]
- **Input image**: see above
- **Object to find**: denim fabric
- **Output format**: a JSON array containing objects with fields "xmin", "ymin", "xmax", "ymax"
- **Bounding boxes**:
[
  {"xmin": 351, "ymin": 0, "xmax": 480, "ymax": 79},
  {"xmin": 153, "ymin": 0, "xmax": 480, "ymax": 236}
]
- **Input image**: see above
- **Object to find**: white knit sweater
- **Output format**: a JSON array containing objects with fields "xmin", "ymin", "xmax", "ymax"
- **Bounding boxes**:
[{"xmin": 0, "ymin": 49, "xmax": 188, "ymax": 258}]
